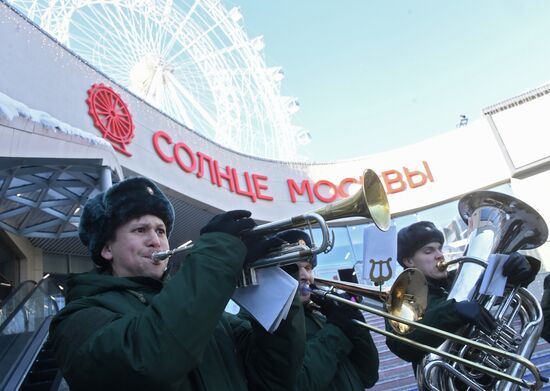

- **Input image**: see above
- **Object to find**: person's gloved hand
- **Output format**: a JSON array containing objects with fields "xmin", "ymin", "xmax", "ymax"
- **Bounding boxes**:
[
  {"xmin": 311, "ymin": 293, "xmax": 364, "ymax": 340},
  {"xmin": 200, "ymin": 210, "xmax": 256, "ymax": 237},
  {"xmin": 454, "ymin": 300, "xmax": 496, "ymax": 334},
  {"xmin": 242, "ymin": 235, "xmax": 285, "ymax": 265},
  {"xmin": 502, "ymin": 252, "xmax": 536, "ymax": 285}
]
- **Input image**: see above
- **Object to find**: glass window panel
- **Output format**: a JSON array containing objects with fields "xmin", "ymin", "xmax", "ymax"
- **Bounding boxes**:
[
  {"xmin": 309, "ymin": 226, "xmax": 356, "ymax": 281},
  {"xmin": 347, "ymin": 224, "xmax": 367, "ymax": 263},
  {"xmin": 313, "ymin": 226, "xmax": 352, "ymax": 266}
]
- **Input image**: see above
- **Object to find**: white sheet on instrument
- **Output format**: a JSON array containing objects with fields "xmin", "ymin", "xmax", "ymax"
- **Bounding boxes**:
[
  {"xmin": 232, "ymin": 266, "xmax": 298, "ymax": 333},
  {"xmin": 479, "ymin": 254, "xmax": 508, "ymax": 296}
]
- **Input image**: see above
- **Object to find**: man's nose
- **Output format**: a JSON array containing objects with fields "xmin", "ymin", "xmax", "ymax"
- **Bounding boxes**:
[{"xmin": 147, "ymin": 231, "xmax": 162, "ymax": 247}]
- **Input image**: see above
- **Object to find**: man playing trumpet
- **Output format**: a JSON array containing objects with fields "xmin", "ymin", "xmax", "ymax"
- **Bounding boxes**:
[
  {"xmin": 49, "ymin": 176, "xmax": 306, "ymax": 391},
  {"xmin": 386, "ymin": 221, "xmax": 539, "ymax": 375}
]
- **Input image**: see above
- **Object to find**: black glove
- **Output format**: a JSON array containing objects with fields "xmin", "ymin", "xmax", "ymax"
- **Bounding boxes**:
[
  {"xmin": 311, "ymin": 293, "xmax": 364, "ymax": 340},
  {"xmin": 242, "ymin": 235, "xmax": 285, "ymax": 265},
  {"xmin": 502, "ymin": 252, "xmax": 536, "ymax": 285},
  {"xmin": 200, "ymin": 210, "xmax": 256, "ymax": 237},
  {"xmin": 454, "ymin": 300, "xmax": 496, "ymax": 334}
]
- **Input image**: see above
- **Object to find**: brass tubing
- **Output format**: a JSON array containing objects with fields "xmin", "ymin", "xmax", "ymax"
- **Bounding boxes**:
[
  {"xmin": 312, "ymin": 290, "xmax": 543, "ymax": 390},
  {"xmin": 436, "ymin": 256, "xmax": 487, "ymax": 272}
]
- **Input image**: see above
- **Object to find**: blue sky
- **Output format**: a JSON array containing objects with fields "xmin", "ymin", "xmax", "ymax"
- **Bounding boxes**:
[{"xmin": 230, "ymin": 1, "xmax": 550, "ymax": 162}]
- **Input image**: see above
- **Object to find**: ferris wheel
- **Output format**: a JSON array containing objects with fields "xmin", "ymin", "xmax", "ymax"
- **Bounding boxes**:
[{"xmin": 7, "ymin": 0, "xmax": 310, "ymax": 161}]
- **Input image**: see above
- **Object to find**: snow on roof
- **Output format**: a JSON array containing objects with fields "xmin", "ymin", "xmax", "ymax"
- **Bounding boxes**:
[{"xmin": 0, "ymin": 91, "xmax": 113, "ymax": 149}]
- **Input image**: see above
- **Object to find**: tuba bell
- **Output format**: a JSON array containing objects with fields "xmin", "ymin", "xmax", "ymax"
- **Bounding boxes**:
[{"xmin": 418, "ymin": 191, "xmax": 549, "ymax": 391}]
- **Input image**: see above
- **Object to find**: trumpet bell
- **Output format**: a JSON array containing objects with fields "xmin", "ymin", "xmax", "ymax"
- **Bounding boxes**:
[{"xmin": 313, "ymin": 169, "xmax": 391, "ymax": 231}]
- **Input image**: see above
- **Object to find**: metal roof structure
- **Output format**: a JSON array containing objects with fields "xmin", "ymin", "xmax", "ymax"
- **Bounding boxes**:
[{"xmin": 0, "ymin": 159, "xmax": 219, "ymax": 257}]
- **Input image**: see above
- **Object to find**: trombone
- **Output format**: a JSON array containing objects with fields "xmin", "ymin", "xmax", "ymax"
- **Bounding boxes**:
[{"xmin": 312, "ymin": 275, "xmax": 545, "ymax": 390}]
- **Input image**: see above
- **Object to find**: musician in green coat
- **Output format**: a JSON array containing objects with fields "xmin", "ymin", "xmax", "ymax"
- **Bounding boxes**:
[
  {"xmin": 50, "ymin": 177, "xmax": 305, "ymax": 391},
  {"xmin": 386, "ymin": 221, "xmax": 539, "ymax": 375},
  {"xmin": 275, "ymin": 230, "xmax": 379, "ymax": 391}
]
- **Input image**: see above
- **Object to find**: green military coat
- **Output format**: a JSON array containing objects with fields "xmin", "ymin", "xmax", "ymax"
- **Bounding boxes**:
[
  {"xmin": 541, "ymin": 275, "xmax": 550, "ymax": 343},
  {"xmin": 294, "ymin": 308, "xmax": 379, "ymax": 390},
  {"xmin": 50, "ymin": 233, "xmax": 305, "ymax": 391}
]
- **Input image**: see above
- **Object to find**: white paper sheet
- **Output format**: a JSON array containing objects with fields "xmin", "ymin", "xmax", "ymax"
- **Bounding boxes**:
[
  {"xmin": 232, "ymin": 266, "xmax": 298, "ymax": 333},
  {"xmin": 479, "ymin": 254, "xmax": 508, "ymax": 296}
]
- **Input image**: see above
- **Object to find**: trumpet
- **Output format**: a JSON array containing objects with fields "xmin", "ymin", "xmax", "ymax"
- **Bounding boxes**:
[
  {"xmin": 311, "ymin": 275, "xmax": 545, "ymax": 390},
  {"xmin": 154, "ymin": 168, "xmax": 390, "ymax": 286}
]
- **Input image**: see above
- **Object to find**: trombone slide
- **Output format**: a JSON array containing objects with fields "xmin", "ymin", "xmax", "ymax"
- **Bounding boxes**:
[{"xmin": 309, "ymin": 288, "xmax": 544, "ymax": 390}]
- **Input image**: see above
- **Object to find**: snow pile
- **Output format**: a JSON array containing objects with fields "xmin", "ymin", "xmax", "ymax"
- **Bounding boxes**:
[{"xmin": 0, "ymin": 91, "xmax": 112, "ymax": 149}]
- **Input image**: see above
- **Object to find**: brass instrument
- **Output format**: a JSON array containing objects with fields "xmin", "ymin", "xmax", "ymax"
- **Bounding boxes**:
[
  {"xmin": 312, "ymin": 271, "xmax": 545, "ymax": 390},
  {"xmin": 310, "ymin": 191, "xmax": 548, "ymax": 390},
  {"xmin": 154, "ymin": 168, "xmax": 390, "ymax": 286},
  {"xmin": 315, "ymin": 269, "xmax": 428, "ymax": 334},
  {"xmin": 418, "ymin": 191, "xmax": 548, "ymax": 391}
]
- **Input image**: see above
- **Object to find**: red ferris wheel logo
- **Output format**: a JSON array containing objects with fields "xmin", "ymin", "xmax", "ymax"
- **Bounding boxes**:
[{"xmin": 86, "ymin": 84, "xmax": 135, "ymax": 156}]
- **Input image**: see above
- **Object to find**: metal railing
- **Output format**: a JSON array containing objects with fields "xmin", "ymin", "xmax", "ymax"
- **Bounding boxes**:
[{"xmin": 0, "ymin": 276, "xmax": 64, "ymax": 391}]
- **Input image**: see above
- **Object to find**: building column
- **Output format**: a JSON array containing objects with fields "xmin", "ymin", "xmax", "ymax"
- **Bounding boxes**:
[{"xmin": 2, "ymin": 231, "xmax": 43, "ymax": 283}]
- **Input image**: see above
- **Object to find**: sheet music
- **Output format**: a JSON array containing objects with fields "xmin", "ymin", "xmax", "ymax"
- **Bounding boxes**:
[
  {"xmin": 479, "ymin": 254, "xmax": 508, "ymax": 296},
  {"xmin": 232, "ymin": 266, "xmax": 298, "ymax": 333}
]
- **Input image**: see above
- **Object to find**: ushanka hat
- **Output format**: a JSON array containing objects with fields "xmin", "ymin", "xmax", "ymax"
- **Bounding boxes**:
[
  {"xmin": 79, "ymin": 177, "xmax": 175, "ymax": 267},
  {"xmin": 276, "ymin": 229, "xmax": 317, "ymax": 268},
  {"xmin": 397, "ymin": 221, "xmax": 444, "ymax": 267}
]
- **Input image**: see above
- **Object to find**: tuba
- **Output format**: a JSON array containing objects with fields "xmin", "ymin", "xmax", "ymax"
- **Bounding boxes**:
[{"xmin": 418, "ymin": 191, "xmax": 549, "ymax": 391}]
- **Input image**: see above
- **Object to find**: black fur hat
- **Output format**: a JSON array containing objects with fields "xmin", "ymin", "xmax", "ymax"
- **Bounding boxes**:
[
  {"xmin": 276, "ymin": 229, "xmax": 317, "ymax": 268},
  {"xmin": 397, "ymin": 221, "xmax": 444, "ymax": 267},
  {"xmin": 79, "ymin": 177, "xmax": 175, "ymax": 267}
]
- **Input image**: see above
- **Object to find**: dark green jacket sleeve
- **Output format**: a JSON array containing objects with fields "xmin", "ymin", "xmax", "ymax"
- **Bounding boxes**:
[
  {"xmin": 386, "ymin": 294, "xmax": 463, "ymax": 365},
  {"xmin": 348, "ymin": 322, "xmax": 379, "ymax": 388},
  {"xmin": 295, "ymin": 313, "xmax": 379, "ymax": 390},
  {"xmin": 50, "ymin": 233, "xmax": 246, "ymax": 389},
  {"xmin": 295, "ymin": 321, "xmax": 354, "ymax": 390},
  {"xmin": 230, "ymin": 292, "xmax": 305, "ymax": 391},
  {"xmin": 541, "ymin": 285, "xmax": 550, "ymax": 343}
]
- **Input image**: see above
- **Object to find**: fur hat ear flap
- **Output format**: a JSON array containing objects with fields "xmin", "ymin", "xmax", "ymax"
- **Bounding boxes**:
[
  {"xmin": 79, "ymin": 177, "xmax": 175, "ymax": 267},
  {"xmin": 397, "ymin": 221, "xmax": 444, "ymax": 268}
]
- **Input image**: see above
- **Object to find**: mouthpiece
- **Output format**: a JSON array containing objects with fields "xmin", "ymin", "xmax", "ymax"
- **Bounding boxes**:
[
  {"xmin": 152, "ymin": 251, "xmax": 171, "ymax": 262},
  {"xmin": 151, "ymin": 240, "xmax": 194, "ymax": 263},
  {"xmin": 299, "ymin": 282, "xmax": 312, "ymax": 296},
  {"xmin": 436, "ymin": 260, "xmax": 448, "ymax": 271}
]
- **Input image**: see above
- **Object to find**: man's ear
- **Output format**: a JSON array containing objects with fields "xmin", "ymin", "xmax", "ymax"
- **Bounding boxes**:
[
  {"xmin": 403, "ymin": 257, "xmax": 414, "ymax": 268},
  {"xmin": 101, "ymin": 244, "xmax": 114, "ymax": 261}
]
